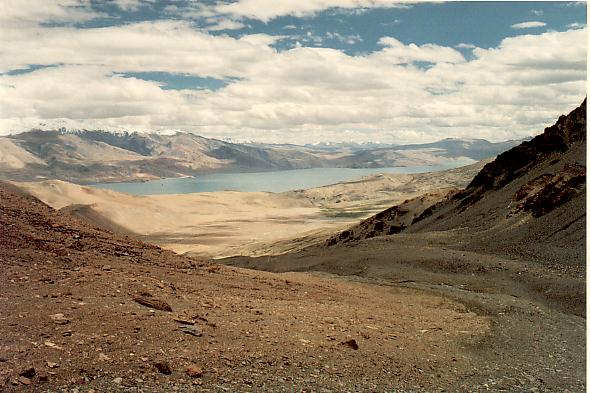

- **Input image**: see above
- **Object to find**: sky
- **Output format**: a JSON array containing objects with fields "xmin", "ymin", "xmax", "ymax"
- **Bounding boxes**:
[{"xmin": 0, "ymin": 1, "xmax": 586, "ymax": 144}]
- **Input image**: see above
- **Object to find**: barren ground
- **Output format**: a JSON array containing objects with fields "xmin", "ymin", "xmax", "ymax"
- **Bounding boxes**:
[
  {"xmin": 16, "ymin": 161, "xmax": 484, "ymax": 259},
  {"xmin": 1, "ymin": 183, "xmax": 493, "ymax": 392}
]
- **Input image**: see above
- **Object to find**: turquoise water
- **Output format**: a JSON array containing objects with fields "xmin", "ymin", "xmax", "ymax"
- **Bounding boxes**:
[{"xmin": 92, "ymin": 160, "xmax": 475, "ymax": 195}]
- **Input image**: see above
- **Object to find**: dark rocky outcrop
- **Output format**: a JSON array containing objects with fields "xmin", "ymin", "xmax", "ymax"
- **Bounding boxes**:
[
  {"xmin": 459, "ymin": 99, "xmax": 586, "ymax": 207},
  {"xmin": 514, "ymin": 163, "xmax": 586, "ymax": 218}
]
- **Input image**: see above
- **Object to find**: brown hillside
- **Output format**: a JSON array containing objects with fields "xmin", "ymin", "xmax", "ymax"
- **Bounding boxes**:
[{"xmin": 0, "ymin": 181, "xmax": 494, "ymax": 392}]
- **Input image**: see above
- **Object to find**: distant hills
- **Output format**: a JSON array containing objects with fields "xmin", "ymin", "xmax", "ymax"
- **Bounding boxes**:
[{"xmin": 0, "ymin": 129, "xmax": 524, "ymax": 183}]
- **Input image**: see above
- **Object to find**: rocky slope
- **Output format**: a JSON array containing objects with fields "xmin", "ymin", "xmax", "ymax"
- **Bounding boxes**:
[
  {"xmin": 325, "ymin": 99, "xmax": 586, "ymax": 266},
  {"xmin": 0, "ymin": 181, "xmax": 494, "ymax": 392},
  {"xmin": 0, "ymin": 130, "xmax": 522, "ymax": 183}
]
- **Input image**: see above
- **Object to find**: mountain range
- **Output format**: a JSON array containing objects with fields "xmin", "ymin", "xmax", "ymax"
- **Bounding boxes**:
[{"xmin": 0, "ymin": 129, "xmax": 524, "ymax": 183}]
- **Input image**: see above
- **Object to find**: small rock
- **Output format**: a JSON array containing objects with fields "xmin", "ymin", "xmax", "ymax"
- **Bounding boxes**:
[
  {"xmin": 0, "ymin": 356, "xmax": 7, "ymax": 362},
  {"xmin": 98, "ymin": 353, "xmax": 111, "ymax": 361},
  {"xmin": 179, "ymin": 325, "xmax": 202, "ymax": 337},
  {"xmin": 18, "ymin": 376, "xmax": 31, "ymax": 385},
  {"xmin": 173, "ymin": 318, "xmax": 195, "ymax": 325},
  {"xmin": 19, "ymin": 367, "xmax": 36, "ymax": 379},
  {"xmin": 185, "ymin": 365, "xmax": 203, "ymax": 378},
  {"xmin": 49, "ymin": 313, "xmax": 69, "ymax": 325},
  {"xmin": 341, "ymin": 339, "xmax": 359, "ymax": 350},
  {"xmin": 112, "ymin": 377, "xmax": 123, "ymax": 384},
  {"xmin": 38, "ymin": 372, "xmax": 48, "ymax": 382},
  {"xmin": 102, "ymin": 265, "xmax": 112, "ymax": 271},
  {"xmin": 46, "ymin": 361, "xmax": 59, "ymax": 369},
  {"xmin": 132, "ymin": 293, "xmax": 172, "ymax": 312},
  {"xmin": 154, "ymin": 361, "xmax": 172, "ymax": 375},
  {"xmin": 44, "ymin": 341, "xmax": 62, "ymax": 349}
]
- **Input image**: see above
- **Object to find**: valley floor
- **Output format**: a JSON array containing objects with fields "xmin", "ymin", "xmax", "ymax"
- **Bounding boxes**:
[{"xmin": 15, "ymin": 160, "xmax": 486, "ymax": 259}]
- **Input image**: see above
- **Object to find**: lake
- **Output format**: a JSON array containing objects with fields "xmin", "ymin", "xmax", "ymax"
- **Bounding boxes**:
[{"xmin": 92, "ymin": 159, "xmax": 475, "ymax": 195}]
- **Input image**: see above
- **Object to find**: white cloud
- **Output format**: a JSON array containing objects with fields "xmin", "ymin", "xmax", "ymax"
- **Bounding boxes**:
[
  {"xmin": 455, "ymin": 43, "xmax": 476, "ymax": 49},
  {"xmin": 326, "ymin": 32, "xmax": 363, "ymax": 44},
  {"xmin": 214, "ymin": 0, "xmax": 411, "ymax": 22},
  {"xmin": 0, "ymin": 21, "xmax": 276, "ymax": 78},
  {"xmin": 205, "ymin": 18, "xmax": 247, "ymax": 31},
  {"xmin": 568, "ymin": 22, "xmax": 586, "ymax": 29},
  {"xmin": 511, "ymin": 21, "xmax": 547, "ymax": 29},
  {"xmin": 531, "ymin": 9, "xmax": 544, "ymax": 16},
  {"xmin": 376, "ymin": 37, "xmax": 465, "ymax": 64},
  {"xmin": 0, "ymin": 11, "xmax": 586, "ymax": 144},
  {"xmin": 0, "ymin": 0, "xmax": 99, "ymax": 25},
  {"xmin": 111, "ymin": 0, "xmax": 145, "ymax": 11}
]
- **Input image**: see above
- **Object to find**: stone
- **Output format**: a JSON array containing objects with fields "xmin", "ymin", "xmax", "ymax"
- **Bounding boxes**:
[
  {"xmin": 185, "ymin": 365, "xmax": 203, "ymax": 378},
  {"xmin": 46, "ymin": 361, "xmax": 59, "ymax": 368},
  {"xmin": 341, "ymin": 339, "xmax": 359, "ymax": 350},
  {"xmin": 19, "ymin": 367, "xmax": 36, "ymax": 379},
  {"xmin": 44, "ymin": 341, "xmax": 62, "ymax": 349},
  {"xmin": 154, "ymin": 361, "xmax": 172, "ymax": 375},
  {"xmin": 98, "ymin": 353, "xmax": 111, "ymax": 361},
  {"xmin": 18, "ymin": 376, "xmax": 31, "ymax": 385},
  {"xmin": 49, "ymin": 313, "xmax": 69, "ymax": 325},
  {"xmin": 112, "ymin": 377, "xmax": 123, "ymax": 384},
  {"xmin": 179, "ymin": 325, "xmax": 202, "ymax": 337},
  {"xmin": 132, "ymin": 293, "xmax": 172, "ymax": 312}
]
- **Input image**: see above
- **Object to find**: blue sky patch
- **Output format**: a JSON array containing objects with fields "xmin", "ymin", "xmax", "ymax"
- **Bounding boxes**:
[
  {"xmin": 119, "ymin": 72, "xmax": 233, "ymax": 91},
  {"xmin": 2, "ymin": 64, "xmax": 60, "ymax": 76}
]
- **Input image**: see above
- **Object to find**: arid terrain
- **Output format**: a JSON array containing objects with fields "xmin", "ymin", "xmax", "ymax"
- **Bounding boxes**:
[
  {"xmin": 1, "ymin": 181, "xmax": 493, "ymax": 392},
  {"xmin": 225, "ymin": 100, "xmax": 587, "ymax": 391},
  {"xmin": 15, "ymin": 160, "xmax": 485, "ymax": 258},
  {"xmin": 0, "ymin": 101, "xmax": 586, "ymax": 392}
]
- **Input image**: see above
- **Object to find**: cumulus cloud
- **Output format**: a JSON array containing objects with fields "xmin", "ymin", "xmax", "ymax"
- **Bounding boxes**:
[
  {"xmin": 0, "ymin": 21, "xmax": 276, "ymax": 77},
  {"xmin": 511, "ymin": 21, "xmax": 547, "ymax": 29},
  {"xmin": 376, "ymin": 37, "xmax": 465, "ymax": 64},
  {"xmin": 0, "ymin": 0, "xmax": 99, "ymax": 25},
  {"xmin": 214, "ymin": 0, "xmax": 410, "ymax": 22},
  {"xmin": 568, "ymin": 22, "xmax": 586, "ymax": 29},
  {"xmin": 455, "ymin": 43, "xmax": 476, "ymax": 49},
  {"xmin": 205, "ymin": 18, "xmax": 247, "ymax": 31},
  {"xmin": 326, "ymin": 32, "xmax": 363, "ymax": 44},
  {"xmin": 0, "ymin": 5, "xmax": 586, "ymax": 144},
  {"xmin": 111, "ymin": 0, "xmax": 158, "ymax": 11}
]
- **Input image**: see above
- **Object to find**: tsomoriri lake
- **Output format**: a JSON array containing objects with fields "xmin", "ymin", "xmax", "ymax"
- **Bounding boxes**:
[{"xmin": 92, "ymin": 159, "xmax": 475, "ymax": 195}]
